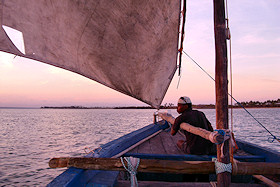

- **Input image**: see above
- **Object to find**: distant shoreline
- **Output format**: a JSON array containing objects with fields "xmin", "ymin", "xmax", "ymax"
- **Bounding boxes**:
[
  {"xmin": 39, "ymin": 105, "xmax": 280, "ymax": 109},
  {"xmin": 1, "ymin": 104, "xmax": 279, "ymax": 110}
]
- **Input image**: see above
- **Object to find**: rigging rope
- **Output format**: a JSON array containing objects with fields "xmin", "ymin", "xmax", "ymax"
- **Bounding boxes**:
[
  {"xmin": 176, "ymin": 69, "xmax": 182, "ymax": 89},
  {"xmin": 182, "ymin": 50, "xmax": 280, "ymax": 144},
  {"xmin": 178, "ymin": 0, "xmax": 187, "ymax": 76},
  {"xmin": 225, "ymin": 0, "xmax": 234, "ymax": 162},
  {"xmin": 225, "ymin": 0, "xmax": 234, "ymax": 133},
  {"xmin": 121, "ymin": 157, "xmax": 140, "ymax": 187}
]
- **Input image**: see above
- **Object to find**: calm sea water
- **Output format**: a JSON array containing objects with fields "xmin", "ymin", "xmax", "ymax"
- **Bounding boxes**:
[{"xmin": 0, "ymin": 108, "xmax": 279, "ymax": 186}]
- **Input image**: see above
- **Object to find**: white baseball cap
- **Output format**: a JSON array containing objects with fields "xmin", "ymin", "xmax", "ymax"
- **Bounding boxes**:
[{"xmin": 178, "ymin": 96, "xmax": 192, "ymax": 104}]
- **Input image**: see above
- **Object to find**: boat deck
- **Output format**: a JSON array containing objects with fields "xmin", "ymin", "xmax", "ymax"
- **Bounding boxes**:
[
  {"xmin": 48, "ymin": 122, "xmax": 279, "ymax": 186},
  {"xmin": 117, "ymin": 130, "xmax": 270, "ymax": 186},
  {"xmin": 127, "ymin": 129, "xmax": 248, "ymax": 157},
  {"xmin": 128, "ymin": 129, "xmax": 185, "ymax": 155}
]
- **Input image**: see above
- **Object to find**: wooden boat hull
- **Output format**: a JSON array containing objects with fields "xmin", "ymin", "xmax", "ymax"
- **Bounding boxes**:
[{"xmin": 48, "ymin": 121, "xmax": 280, "ymax": 186}]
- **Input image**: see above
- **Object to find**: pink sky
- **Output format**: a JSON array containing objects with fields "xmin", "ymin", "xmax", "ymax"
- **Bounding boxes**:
[{"xmin": 0, "ymin": 1, "xmax": 279, "ymax": 107}]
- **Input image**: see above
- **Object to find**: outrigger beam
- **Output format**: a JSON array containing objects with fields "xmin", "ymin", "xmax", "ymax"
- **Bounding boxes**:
[{"xmin": 49, "ymin": 157, "xmax": 280, "ymax": 175}]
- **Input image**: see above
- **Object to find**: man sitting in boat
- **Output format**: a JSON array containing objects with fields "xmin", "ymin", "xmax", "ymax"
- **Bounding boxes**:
[
  {"xmin": 171, "ymin": 96, "xmax": 215, "ymax": 155},
  {"xmin": 159, "ymin": 96, "xmax": 216, "ymax": 155}
]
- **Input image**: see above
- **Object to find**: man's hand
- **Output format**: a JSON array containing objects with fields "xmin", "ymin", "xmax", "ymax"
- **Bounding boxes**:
[{"xmin": 158, "ymin": 112, "xmax": 175, "ymax": 125}]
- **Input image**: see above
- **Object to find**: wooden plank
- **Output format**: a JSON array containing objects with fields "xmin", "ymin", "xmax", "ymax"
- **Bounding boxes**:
[
  {"xmin": 117, "ymin": 180, "xmax": 213, "ymax": 187},
  {"xmin": 233, "ymin": 155, "xmax": 265, "ymax": 162},
  {"xmin": 236, "ymin": 140, "xmax": 280, "ymax": 162},
  {"xmin": 123, "ymin": 153, "xmax": 213, "ymax": 161},
  {"xmin": 50, "ymin": 157, "xmax": 216, "ymax": 174},
  {"xmin": 263, "ymin": 175, "xmax": 280, "ymax": 182},
  {"xmin": 117, "ymin": 181, "xmax": 266, "ymax": 187},
  {"xmin": 172, "ymin": 130, "xmax": 185, "ymax": 143},
  {"xmin": 96, "ymin": 123, "xmax": 168, "ymax": 158},
  {"xmin": 149, "ymin": 132, "xmax": 167, "ymax": 154},
  {"xmin": 159, "ymin": 131, "xmax": 184, "ymax": 154},
  {"xmin": 87, "ymin": 171, "xmax": 119, "ymax": 186},
  {"xmin": 113, "ymin": 130, "xmax": 163, "ymax": 157},
  {"xmin": 171, "ymin": 131, "xmax": 188, "ymax": 154},
  {"xmin": 128, "ymin": 146, "xmax": 138, "ymax": 153},
  {"xmin": 49, "ymin": 157, "xmax": 280, "ymax": 175},
  {"xmin": 253, "ymin": 175, "xmax": 279, "ymax": 187},
  {"xmin": 233, "ymin": 161, "xmax": 280, "ymax": 175},
  {"xmin": 124, "ymin": 153, "xmax": 265, "ymax": 162},
  {"xmin": 137, "ymin": 139, "xmax": 152, "ymax": 154},
  {"xmin": 234, "ymin": 158, "xmax": 279, "ymax": 187}
]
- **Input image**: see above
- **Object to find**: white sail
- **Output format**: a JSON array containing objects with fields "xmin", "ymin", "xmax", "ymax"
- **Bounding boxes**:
[{"xmin": 0, "ymin": 0, "xmax": 181, "ymax": 108}]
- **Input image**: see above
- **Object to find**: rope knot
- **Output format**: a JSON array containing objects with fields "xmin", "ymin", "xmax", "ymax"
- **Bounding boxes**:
[
  {"xmin": 210, "ymin": 129, "xmax": 237, "ymax": 158},
  {"xmin": 212, "ymin": 158, "xmax": 232, "ymax": 174},
  {"xmin": 121, "ymin": 157, "xmax": 140, "ymax": 187}
]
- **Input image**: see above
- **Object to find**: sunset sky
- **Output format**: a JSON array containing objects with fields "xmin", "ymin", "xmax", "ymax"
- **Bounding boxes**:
[{"xmin": 0, "ymin": 1, "xmax": 279, "ymax": 108}]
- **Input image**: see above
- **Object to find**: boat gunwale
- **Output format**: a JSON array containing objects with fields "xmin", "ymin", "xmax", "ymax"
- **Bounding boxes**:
[{"xmin": 47, "ymin": 121, "xmax": 169, "ymax": 186}]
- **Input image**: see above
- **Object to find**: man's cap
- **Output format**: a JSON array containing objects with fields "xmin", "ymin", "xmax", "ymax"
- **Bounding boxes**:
[{"xmin": 178, "ymin": 96, "xmax": 192, "ymax": 104}]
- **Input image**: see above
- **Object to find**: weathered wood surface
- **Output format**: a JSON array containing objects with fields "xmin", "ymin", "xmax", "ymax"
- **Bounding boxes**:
[
  {"xmin": 150, "ymin": 133, "xmax": 165, "ymax": 154},
  {"xmin": 253, "ymin": 175, "xmax": 279, "ymax": 187},
  {"xmin": 234, "ymin": 158, "xmax": 280, "ymax": 187},
  {"xmin": 214, "ymin": 0, "xmax": 230, "ymax": 185},
  {"xmin": 129, "ymin": 130, "xmax": 185, "ymax": 155},
  {"xmin": 49, "ymin": 157, "xmax": 280, "ymax": 175},
  {"xmin": 137, "ymin": 139, "xmax": 153, "ymax": 154},
  {"xmin": 112, "ymin": 130, "xmax": 163, "ymax": 158},
  {"xmin": 50, "ymin": 157, "xmax": 215, "ymax": 174},
  {"xmin": 158, "ymin": 112, "xmax": 224, "ymax": 144},
  {"xmin": 180, "ymin": 123, "xmax": 224, "ymax": 144},
  {"xmin": 158, "ymin": 112, "xmax": 175, "ymax": 124},
  {"xmin": 117, "ymin": 181, "xmax": 213, "ymax": 187},
  {"xmin": 117, "ymin": 181, "xmax": 266, "ymax": 187},
  {"xmin": 159, "ymin": 130, "xmax": 185, "ymax": 154}
]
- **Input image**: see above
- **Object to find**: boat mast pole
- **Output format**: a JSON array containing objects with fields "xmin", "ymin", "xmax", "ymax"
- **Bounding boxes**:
[{"xmin": 213, "ymin": 0, "xmax": 231, "ymax": 186}]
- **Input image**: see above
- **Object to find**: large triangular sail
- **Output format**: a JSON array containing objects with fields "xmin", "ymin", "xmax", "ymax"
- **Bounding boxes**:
[{"xmin": 0, "ymin": 0, "xmax": 182, "ymax": 108}]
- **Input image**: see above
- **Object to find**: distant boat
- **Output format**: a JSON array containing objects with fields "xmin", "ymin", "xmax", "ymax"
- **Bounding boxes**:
[{"xmin": 0, "ymin": 0, "xmax": 279, "ymax": 186}]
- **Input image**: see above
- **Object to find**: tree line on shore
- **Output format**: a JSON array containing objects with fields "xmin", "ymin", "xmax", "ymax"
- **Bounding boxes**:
[
  {"xmin": 237, "ymin": 98, "xmax": 280, "ymax": 108},
  {"xmin": 41, "ymin": 98, "xmax": 280, "ymax": 109}
]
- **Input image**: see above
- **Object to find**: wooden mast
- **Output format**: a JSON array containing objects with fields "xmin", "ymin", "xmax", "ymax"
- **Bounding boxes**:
[{"xmin": 213, "ymin": 0, "xmax": 230, "ymax": 186}]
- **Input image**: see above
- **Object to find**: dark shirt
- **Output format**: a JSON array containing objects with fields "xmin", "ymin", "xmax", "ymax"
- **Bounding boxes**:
[{"xmin": 173, "ymin": 108, "xmax": 214, "ymax": 155}]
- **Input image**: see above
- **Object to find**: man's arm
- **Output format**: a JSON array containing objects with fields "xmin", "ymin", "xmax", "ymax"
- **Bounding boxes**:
[
  {"xmin": 158, "ymin": 112, "xmax": 175, "ymax": 124},
  {"xmin": 158, "ymin": 112, "xmax": 178, "ymax": 135}
]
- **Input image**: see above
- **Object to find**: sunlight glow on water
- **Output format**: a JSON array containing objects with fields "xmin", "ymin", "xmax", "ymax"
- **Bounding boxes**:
[{"xmin": 0, "ymin": 108, "xmax": 279, "ymax": 186}]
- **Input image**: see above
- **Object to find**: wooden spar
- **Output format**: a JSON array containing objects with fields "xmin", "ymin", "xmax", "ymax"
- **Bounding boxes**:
[
  {"xmin": 158, "ymin": 112, "xmax": 175, "ymax": 124},
  {"xmin": 49, "ymin": 157, "xmax": 280, "ymax": 175},
  {"xmin": 233, "ymin": 158, "xmax": 280, "ymax": 187},
  {"xmin": 180, "ymin": 123, "xmax": 224, "ymax": 144},
  {"xmin": 50, "ymin": 157, "xmax": 215, "ymax": 174},
  {"xmin": 158, "ymin": 113, "xmax": 224, "ymax": 144},
  {"xmin": 213, "ymin": 0, "xmax": 230, "ymax": 186},
  {"xmin": 252, "ymin": 175, "xmax": 280, "ymax": 187}
]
